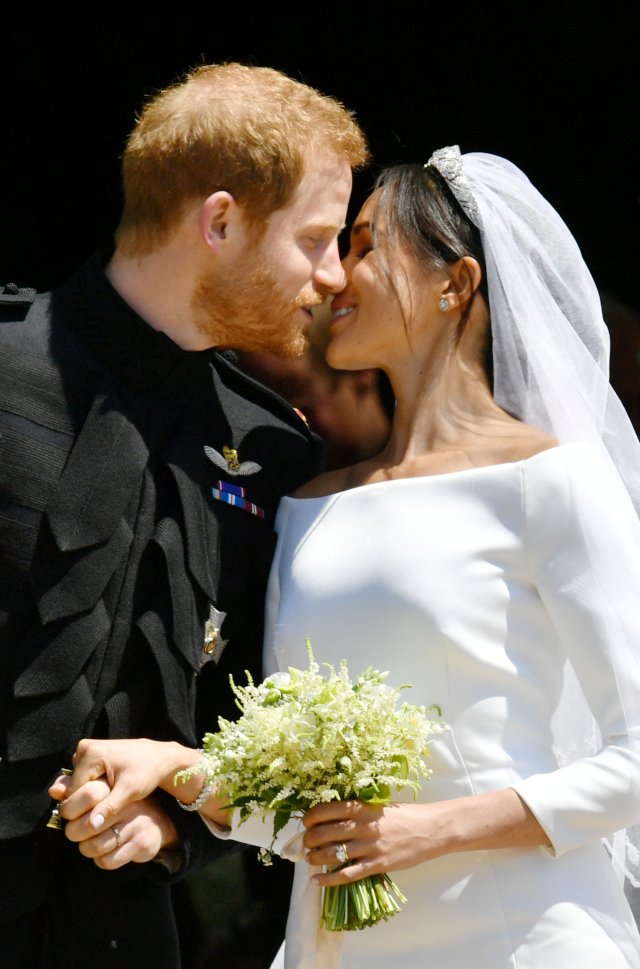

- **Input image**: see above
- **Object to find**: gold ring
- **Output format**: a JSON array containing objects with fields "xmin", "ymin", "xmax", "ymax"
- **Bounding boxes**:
[
  {"xmin": 112, "ymin": 825, "xmax": 122, "ymax": 848},
  {"xmin": 335, "ymin": 842, "xmax": 349, "ymax": 865}
]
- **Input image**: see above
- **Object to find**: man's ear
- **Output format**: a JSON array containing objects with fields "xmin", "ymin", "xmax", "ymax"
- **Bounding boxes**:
[
  {"xmin": 442, "ymin": 256, "xmax": 482, "ymax": 310},
  {"xmin": 199, "ymin": 191, "xmax": 242, "ymax": 254}
]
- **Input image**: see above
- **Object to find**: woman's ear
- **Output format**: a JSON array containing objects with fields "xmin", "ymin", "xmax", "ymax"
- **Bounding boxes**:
[
  {"xmin": 442, "ymin": 256, "xmax": 482, "ymax": 309},
  {"xmin": 199, "ymin": 191, "xmax": 239, "ymax": 254}
]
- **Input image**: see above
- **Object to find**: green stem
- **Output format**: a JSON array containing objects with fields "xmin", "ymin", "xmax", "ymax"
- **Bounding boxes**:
[{"xmin": 321, "ymin": 872, "xmax": 407, "ymax": 931}]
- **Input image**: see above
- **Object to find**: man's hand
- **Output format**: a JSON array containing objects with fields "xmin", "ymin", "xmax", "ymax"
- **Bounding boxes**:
[
  {"xmin": 48, "ymin": 769, "xmax": 181, "ymax": 870},
  {"xmin": 58, "ymin": 777, "xmax": 179, "ymax": 869}
]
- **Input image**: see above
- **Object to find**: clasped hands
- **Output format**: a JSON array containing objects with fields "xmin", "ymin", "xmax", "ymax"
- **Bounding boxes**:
[
  {"xmin": 50, "ymin": 736, "xmax": 548, "ymax": 880},
  {"xmin": 48, "ymin": 737, "xmax": 448, "ymax": 882},
  {"xmin": 48, "ymin": 738, "xmax": 193, "ymax": 870}
]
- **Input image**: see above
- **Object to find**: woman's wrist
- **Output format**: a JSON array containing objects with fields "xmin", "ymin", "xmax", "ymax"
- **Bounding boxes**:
[
  {"xmin": 155, "ymin": 742, "xmax": 230, "ymax": 828},
  {"xmin": 157, "ymin": 742, "xmax": 205, "ymax": 796},
  {"xmin": 423, "ymin": 789, "xmax": 551, "ymax": 857},
  {"xmin": 149, "ymin": 740, "xmax": 229, "ymax": 827},
  {"xmin": 175, "ymin": 770, "xmax": 215, "ymax": 812}
]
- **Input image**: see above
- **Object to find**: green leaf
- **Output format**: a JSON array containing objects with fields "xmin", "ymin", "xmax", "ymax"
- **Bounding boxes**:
[{"xmin": 272, "ymin": 807, "xmax": 293, "ymax": 839}]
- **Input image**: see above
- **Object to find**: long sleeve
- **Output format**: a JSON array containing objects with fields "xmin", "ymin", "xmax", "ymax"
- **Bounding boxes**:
[{"xmin": 513, "ymin": 444, "xmax": 640, "ymax": 855}]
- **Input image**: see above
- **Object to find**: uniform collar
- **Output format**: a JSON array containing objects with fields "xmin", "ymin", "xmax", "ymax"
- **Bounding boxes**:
[{"xmin": 54, "ymin": 252, "xmax": 219, "ymax": 400}]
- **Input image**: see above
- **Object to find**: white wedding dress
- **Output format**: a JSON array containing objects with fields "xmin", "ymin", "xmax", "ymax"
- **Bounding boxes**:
[{"xmin": 260, "ymin": 443, "xmax": 640, "ymax": 968}]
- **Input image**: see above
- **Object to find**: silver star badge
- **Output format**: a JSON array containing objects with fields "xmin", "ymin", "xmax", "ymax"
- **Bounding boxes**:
[{"xmin": 201, "ymin": 605, "xmax": 228, "ymax": 667}]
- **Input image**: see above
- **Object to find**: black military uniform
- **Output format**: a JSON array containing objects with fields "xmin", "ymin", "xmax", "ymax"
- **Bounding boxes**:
[{"xmin": 0, "ymin": 257, "xmax": 322, "ymax": 968}]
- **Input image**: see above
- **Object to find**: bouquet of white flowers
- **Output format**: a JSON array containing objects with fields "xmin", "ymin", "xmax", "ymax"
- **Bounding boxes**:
[{"xmin": 176, "ymin": 643, "xmax": 446, "ymax": 931}]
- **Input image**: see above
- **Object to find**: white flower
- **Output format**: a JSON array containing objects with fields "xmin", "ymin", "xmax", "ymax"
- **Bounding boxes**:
[
  {"xmin": 174, "ymin": 643, "xmax": 448, "ymax": 934},
  {"xmin": 177, "ymin": 642, "xmax": 446, "ymax": 848},
  {"xmin": 263, "ymin": 671, "xmax": 292, "ymax": 691}
]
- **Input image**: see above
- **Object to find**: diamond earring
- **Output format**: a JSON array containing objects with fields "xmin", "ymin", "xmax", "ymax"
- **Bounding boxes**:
[{"xmin": 438, "ymin": 298, "xmax": 450, "ymax": 311}]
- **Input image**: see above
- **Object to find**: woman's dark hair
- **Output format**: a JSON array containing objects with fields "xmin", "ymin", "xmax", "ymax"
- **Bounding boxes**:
[{"xmin": 371, "ymin": 163, "xmax": 493, "ymax": 385}]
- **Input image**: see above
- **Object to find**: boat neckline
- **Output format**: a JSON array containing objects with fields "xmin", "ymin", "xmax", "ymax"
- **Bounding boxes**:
[{"xmin": 283, "ymin": 442, "xmax": 584, "ymax": 503}]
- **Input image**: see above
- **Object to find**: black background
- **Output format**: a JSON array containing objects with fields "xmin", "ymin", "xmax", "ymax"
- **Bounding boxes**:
[
  {"xmin": 1, "ymin": 3, "xmax": 639, "ymax": 964},
  {"xmin": 1, "ymin": 0, "xmax": 639, "ymax": 315}
]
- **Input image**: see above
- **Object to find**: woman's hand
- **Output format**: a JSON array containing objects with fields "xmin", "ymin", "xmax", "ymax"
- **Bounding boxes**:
[
  {"xmin": 302, "ymin": 800, "xmax": 440, "ymax": 886},
  {"xmin": 62, "ymin": 781, "xmax": 180, "ymax": 870},
  {"xmin": 49, "ymin": 737, "xmax": 230, "ymax": 832},
  {"xmin": 303, "ymin": 790, "xmax": 551, "ymax": 887},
  {"xmin": 48, "ymin": 738, "xmax": 203, "ymax": 830}
]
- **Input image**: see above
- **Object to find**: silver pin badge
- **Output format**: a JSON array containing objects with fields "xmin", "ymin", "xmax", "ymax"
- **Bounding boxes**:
[{"xmin": 201, "ymin": 605, "xmax": 228, "ymax": 667}]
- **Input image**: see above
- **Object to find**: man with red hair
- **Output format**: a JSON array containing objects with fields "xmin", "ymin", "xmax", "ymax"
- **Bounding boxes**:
[{"xmin": 0, "ymin": 62, "xmax": 367, "ymax": 969}]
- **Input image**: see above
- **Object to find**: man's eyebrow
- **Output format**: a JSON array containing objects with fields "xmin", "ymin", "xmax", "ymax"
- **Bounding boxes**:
[{"xmin": 300, "ymin": 221, "xmax": 348, "ymax": 233}]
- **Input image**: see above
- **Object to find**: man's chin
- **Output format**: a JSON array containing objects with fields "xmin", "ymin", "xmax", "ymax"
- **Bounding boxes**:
[
  {"xmin": 259, "ymin": 330, "xmax": 309, "ymax": 359},
  {"xmin": 275, "ymin": 338, "xmax": 309, "ymax": 359},
  {"xmin": 217, "ymin": 335, "xmax": 308, "ymax": 358}
]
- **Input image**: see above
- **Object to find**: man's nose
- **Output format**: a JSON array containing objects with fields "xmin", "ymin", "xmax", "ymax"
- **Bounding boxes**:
[{"xmin": 314, "ymin": 240, "xmax": 346, "ymax": 293}]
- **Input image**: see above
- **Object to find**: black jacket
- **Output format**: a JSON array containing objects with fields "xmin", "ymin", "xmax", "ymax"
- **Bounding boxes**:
[{"xmin": 0, "ymin": 258, "xmax": 322, "ymax": 963}]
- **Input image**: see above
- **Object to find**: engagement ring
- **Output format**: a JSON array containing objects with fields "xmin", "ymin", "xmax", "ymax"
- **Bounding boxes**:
[{"xmin": 335, "ymin": 842, "xmax": 349, "ymax": 865}]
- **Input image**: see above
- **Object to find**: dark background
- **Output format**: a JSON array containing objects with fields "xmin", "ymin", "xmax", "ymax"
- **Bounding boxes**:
[
  {"xmin": 1, "ymin": 2, "xmax": 639, "ymax": 966},
  {"xmin": 1, "ymin": 0, "xmax": 639, "ymax": 317}
]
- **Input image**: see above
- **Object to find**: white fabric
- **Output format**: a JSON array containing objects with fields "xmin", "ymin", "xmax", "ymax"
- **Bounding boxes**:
[
  {"xmin": 199, "ymin": 806, "xmax": 305, "ymax": 860},
  {"xmin": 428, "ymin": 147, "xmax": 640, "ymax": 889},
  {"xmin": 200, "ymin": 810, "xmax": 342, "ymax": 968},
  {"xmin": 429, "ymin": 148, "xmax": 640, "ymax": 513},
  {"xmin": 262, "ymin": 444, "xmax": 640, "ymax": 968}
]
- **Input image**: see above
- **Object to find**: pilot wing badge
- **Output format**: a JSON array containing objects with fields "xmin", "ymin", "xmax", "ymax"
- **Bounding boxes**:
[
  {"xmin": 204, "ymin": 445, "xmax": 262, "ymax": 477},
  {"xmin": 205, "ymin": 445, "xmax": 265, "ymax": 518}
]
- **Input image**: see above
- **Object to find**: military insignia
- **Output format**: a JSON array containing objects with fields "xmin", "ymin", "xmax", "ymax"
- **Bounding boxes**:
[
  {"xmin": 204, "ymin": 445, "xmax": 262, "ymax": 477},
  {"xmin": 211, "ymin": 480, "xmax": 265, "ymax": 519},
  {"xmin": 201, "ymin": 605, "xmax": 228, "ymax": 667},
  {"xmin": 223, "ymin": 446, "xmax": 240, "ymax": 473}
]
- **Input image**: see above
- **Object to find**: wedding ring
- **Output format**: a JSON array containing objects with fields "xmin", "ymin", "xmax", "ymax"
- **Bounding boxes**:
[
  {"xmin": 335, "ymin": 842, "xmax": 349, "ymax": 865},
  {"xmin": 112, "ymin": 825, "xmax": 122, "ymax": 848}
]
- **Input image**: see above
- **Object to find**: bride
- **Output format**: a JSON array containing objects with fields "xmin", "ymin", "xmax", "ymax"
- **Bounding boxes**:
[{"xmin": 54, "ymin": 147, "xmax": 640, "ymax": 968}]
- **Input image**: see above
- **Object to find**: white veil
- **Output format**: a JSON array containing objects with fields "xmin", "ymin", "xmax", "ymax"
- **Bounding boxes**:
[
  {"xmin": 427, "ymin": 146, "xmax": 640, "ymax": 510},
  {"xmin": 427, "ymin": 146, "xmax": 640, "ymax": 892}
]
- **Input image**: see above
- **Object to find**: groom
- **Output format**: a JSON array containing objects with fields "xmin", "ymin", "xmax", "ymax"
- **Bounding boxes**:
[{"xmin": 0, "ymin": 62, "xmax": 367, "ymax": 969}]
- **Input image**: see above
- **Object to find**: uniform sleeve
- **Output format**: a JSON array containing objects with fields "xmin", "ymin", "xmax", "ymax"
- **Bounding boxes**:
[
  {"xmin": 140, "ymin": 791, "xmax": 242, "ymax": 884},
  {"xmin": 512, "ymin": 444, "xmax": 640, "ymax": 856}
]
